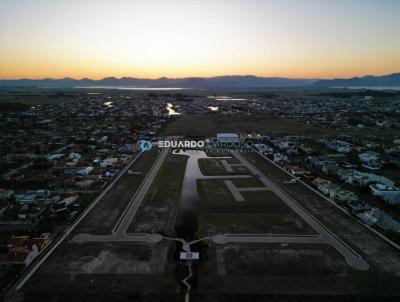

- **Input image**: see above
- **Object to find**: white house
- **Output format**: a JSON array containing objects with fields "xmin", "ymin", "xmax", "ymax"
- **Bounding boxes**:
[
  {"xmin": 331, "ymin": 189, "xmax": 358, "ymax": 203},
  {"xmin": 273, "ymin": 153, "xmax": 288, "ymax": 164},
  {"xmin": 369, "ymin": 183, "xmax": 400, "ymax": 205},
  {"xmin": 313, "ymin": 178, "xmax": 341, "ymax": 196},
  {"xmin": 357, "ymin": 208, "xmax": 400, "ymax": 233},
  {"xmin": 359, "ymin": 151, "xmax": 383, "ymax": 170}
]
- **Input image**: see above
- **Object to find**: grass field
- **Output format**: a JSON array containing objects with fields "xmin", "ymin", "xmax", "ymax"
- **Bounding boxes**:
[
  {"xmin": 245, "ymin": 152, "xmax": 292, "ymax": 181},
  {"xmin": 197, "ymin": 213, "xmax": 314, "ymax": 235},
  {"xmin": 127, "ymin": 153, "xmax": 188, "ymax": 235},
  {"xmin": 198, "ymin": 158, "xmax": 250, "ymax": 176},
  {"xmin": 24, "ymin": 241, "xmax": 177, "ymax": 298},
  {"xmin": 198, "ymin": 242, "xmax": 400, "ymax": 297},
  {"xmin": 196, "ymin": 179, "xmax": 315, "ymax": 236},
  {"xmin": 160, "ymin": 114, "xmax": 400, "ymax": 139},
  {"xmin": 205, "ymin": 150, "xmax": 239, "ymax": 158},
  {"xmin": 230, "ymin": 177, "xmax": 264, "ymax": 188}
]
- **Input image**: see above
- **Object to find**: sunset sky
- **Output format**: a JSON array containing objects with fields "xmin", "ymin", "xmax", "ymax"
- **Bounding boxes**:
[{"xmin": 0, "ymin": 0, "xmax": 399, "ymax": 80}]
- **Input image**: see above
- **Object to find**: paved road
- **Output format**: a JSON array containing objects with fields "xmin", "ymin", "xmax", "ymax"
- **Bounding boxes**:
[
  {"xmin": 113, "ymin": 147, "xmax": 170, "ymax": 236},
  {"xmin": 220, "ymin": 160, "xmax": 234, "ymax": 172},
  {"xmin": 234, "ymin": 152, "xmax": 369, "ymax": 271},
  {"xmin": 224, "ymin": 180, "xmax": 245, "ymax": 202},
  {"xmin": 212, "ymin": 234, "xmax": 322, "ymax": 244},
  {"xmin": 72, "ymin": 233, "xmax": 162, "ymax": 244}
]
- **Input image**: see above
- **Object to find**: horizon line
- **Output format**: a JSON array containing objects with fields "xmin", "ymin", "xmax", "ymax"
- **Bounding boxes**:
[{"xmin": 1, "ymin": 71, "xmax": 398, "ymax": 82}]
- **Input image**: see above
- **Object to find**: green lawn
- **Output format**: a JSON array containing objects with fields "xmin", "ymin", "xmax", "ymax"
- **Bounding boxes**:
[
  {"xmin": 127, "ymin": 154, "xmax": 188, "ymax": 235},
  {"xmin": 197, "ymin": 179, "xmax": 288, "ymax": 214},
  {"xmin": 196, "ymin": 179, "xmax": 315, "ymax": 236},
  {"xmin": 197, "ymin": 212, "xmax": 315, "ymax": 236},
  {"xmin": 198, "ymin": 158, "xmax": 250, "ymax": 176},
  {"xmin": 78, "ymin": 192, "xmax": 98, "ymax": 208},
  {"xmin": 245, "ymin": 152, "xmax": 292, "ymax": 182},
  {"xmin": 160, "ymin": 113, "xmax": 400, "ymax": 139},
  {"xmin": 230, "ymin": 177, "xmax": 264, "ymax": 188},
  {"xmin": 160, "ymin": 114, "xmax": 319, "ymax": 137}
]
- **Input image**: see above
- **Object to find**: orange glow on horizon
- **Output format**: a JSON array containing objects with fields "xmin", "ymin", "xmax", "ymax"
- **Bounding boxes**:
[{"xmin": 1, "ymin": 0, "xmax": 399, "ymax": 80}]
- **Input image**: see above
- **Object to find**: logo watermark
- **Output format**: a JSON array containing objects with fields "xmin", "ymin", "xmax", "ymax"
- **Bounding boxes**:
[
  {"xmin": 157, "ymin": 139, "xmax": 254, "ymax": 151},
  {"xmin": 138, "ymin": 140, "xmax": 153, "ymax": 152}
]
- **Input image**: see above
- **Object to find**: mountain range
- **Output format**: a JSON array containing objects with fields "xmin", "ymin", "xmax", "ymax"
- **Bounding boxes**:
[{"xmin": 1, "ymin": 73, "xmax": 398, "ymax": 88}]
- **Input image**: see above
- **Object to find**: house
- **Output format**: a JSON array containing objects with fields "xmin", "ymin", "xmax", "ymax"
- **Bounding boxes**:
[
  {"xmin": 0, "ymin": 189, "xmax": 14, "ymax": 201},
  {"xmin": 369, "ymin": 183, "xmax": 400, "ymax": 205},
  {"xmin": 312, "ymin": 178, "xmax": 340, "ymax": 196},
  {"xmin": 77, "ymin": 166, "xmax": 93, "ymax": 175},
  {"xmin": 100, "ymin": 158, "xmax": 118, "ymax": 167},
  {"xmin": 17, "ymin": 202, "xmax": 47, "ymax": 221},
  {"xmin": 359, "ymin": 151, "xmax": 383, "ymax": 170},
  {"xmin": 6, "ymin": 235, "xmax": 50, "ymax": 267},
  {"xmin": 331, "ymin": 189, "xmax": 358, "ymax": 203},
  {"xmin": 339, "ymin": 169, "xmax": 394, "ymax": 187},
  {"xmin": 321, "ymin": 162, "xmax": 338, "ymax": 175},
  {"xmin": 347, "ymin": 200, "xmax": 371, "ymax": 213},
  {"xmin": 286, "ymin": 147, "xmax": 299, "ymax": 156},
  {"xmin": 59, "ymin": 195, "xmax": 79, "ymax": 207},
  {"xmin": 273, "ymin": 153, "xmax": 288, "ymax": 164},
  {"xmin": 68, "ymin": 152, "xmax": 81, "ymax": 160},
  {"xmin": 15, "ymin": 190, "xmax": 51, "ymax": 205},
  {"xmin": 358, "ymin": 151, "xmax": 380, "ymax": 162},
  {"xmin": 15, "ymin": 193, "xmax": 38, "ymax": 205},
  {"xmin": 323, "ymin": 140, "xmax": 351, "ymax": 153},
  {"xmin": 255, "ymin": 144, "xmax": 273, "ymax": 155},
  {"xmin": 357, "ymin": 208, "xmax": 400, "ymax": 233},
  {"xmin": 282, "ymin": 164, "xmax": 310, "ymax": 176},
  {"xmin": 6, "ymin": 245, "xmax": 38, "ymax": 267},
  {"xmin": 74, "ymin": 180, "xmax": 94, "ymax": 191},
  {"xmin": 47, "ymin": 153, "xmax": 64, "ymax": 161}
]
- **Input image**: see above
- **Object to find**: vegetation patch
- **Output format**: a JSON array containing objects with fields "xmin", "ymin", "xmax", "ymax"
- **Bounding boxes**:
[
  {"xmin": 128, "ymin": 154, "xmax": 188, "ymax": 235},
  {"xmin": 198, "ymin": 158, "xmax": 250, "ymax": 176}
]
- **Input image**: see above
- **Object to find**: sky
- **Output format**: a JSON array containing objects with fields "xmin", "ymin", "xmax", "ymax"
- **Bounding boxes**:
[{"xmin": 0, "ymin": 0, "xmax": 399, "ymax": 80}]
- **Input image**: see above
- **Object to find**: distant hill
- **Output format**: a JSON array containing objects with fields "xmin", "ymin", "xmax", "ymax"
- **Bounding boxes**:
[
  {"xmin": 0, "ymin": 76, "xmax": 315, "ymax": 88},
  {"xmin": 1, "ymin": 73, "xmax": 399, "ymax": 88},
  {"xmin": 313, "ymin": 73, "xmax": 400, "ymax": 87}
]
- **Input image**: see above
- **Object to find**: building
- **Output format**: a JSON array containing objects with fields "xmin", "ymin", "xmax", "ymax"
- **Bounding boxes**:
[
  {"xmin": 6, "ymin": 235, "xmax": 50, "ymax": 267},
  {"xmin": 357, "ymin": 208, "xmax": 400, "ymax": 233},
  {"xmin": 359, "ymin": 151, "xmax": 383, "ymax": 170},
  {"xmin": 180, "ymin": 251, "xmax": 200, "ymax": 260},
  {"xmin": 312, "ymin": 178, "xmax": 341, "ymax": 196},
  {"xmin": 216, "ymin": 133, "xmax": 240, "ymax": 144},
  {"xmin": 347, "ymin": 200, "xmax": 371, "ymax": 213},
  {"xmin": 331, "ymin": 189, "xmax": 358, "ymax": 203},
  {"xmin": 282, "ymin": 164, "xmax": 310, "ymax": 176},
  {"xmin": 273, "ymin": 153, "xmax": 288, "ymax": 164},
  {"xmin": 339, "ymin": 169, "xmax": 394, "ymax": 187},
  {"xmin": 0, "ymin": 189, "xmax": 14, "ymax": 201},
  {"xmin": 369, "ymin": 183, "xmax": 400, "ymax": 205}
]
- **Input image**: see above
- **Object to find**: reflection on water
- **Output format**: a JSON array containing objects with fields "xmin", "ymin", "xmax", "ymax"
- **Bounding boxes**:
[
  {"xmin": 167, "ymin": 103, "xmax": 182, "ymax": 116},
  {"xmin": 208, "ymin": 106, "xmax": 219, "ymax": 112},
  {"xmin": 103, "ymin": 101, "xmax": 113, "ymax": 107},
  {"xmin": 207, "ymin": 96, "xmax": 247, "ymax": 101},
  {"xmin": 173, "ymin": 149, "xmax": 235, "ymax": 240}
]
